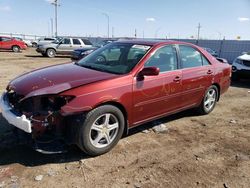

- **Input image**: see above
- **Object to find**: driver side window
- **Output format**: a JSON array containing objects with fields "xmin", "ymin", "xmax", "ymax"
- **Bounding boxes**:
[
  {"xmin": 61, "ymin": 38, "xmax": 71, "ymax": 45},
  {"xmin": 144, "ymin": 45, "xmax": 178, "ymax": 73}
]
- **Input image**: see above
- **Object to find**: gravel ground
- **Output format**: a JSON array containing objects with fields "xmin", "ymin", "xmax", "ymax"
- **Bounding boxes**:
[{"xmin": 0, "ymin": 48, "xmax": 250, "ymax": 188}]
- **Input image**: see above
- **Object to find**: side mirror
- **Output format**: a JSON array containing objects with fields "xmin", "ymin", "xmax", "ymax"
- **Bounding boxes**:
[
  {"xmin": 137, "ymin": 67, "xmax": 159, "ymax": 81},
  {"xmin": 140, "ymin": 67, "xmax": 160, "ymax": 76}
]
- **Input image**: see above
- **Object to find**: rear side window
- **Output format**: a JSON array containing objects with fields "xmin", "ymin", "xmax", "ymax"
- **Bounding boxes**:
[
  {"xmin": 81, "ymin": 39, "xmax": 92, "ymax": 45},
  {"xmin": 73, "ymin": 39, "xmax": 81, "ymax": 45},
  {"xmin": 145, "ymin": 45, "xmax": 178, "ymax": 73},
  {"xmin": 44, "ymin": 38, "xmax": 54, "ymax": 41},
  {"xmin": 1, "ymin": 37, "xmax": 11, "ymax": 42},
  {"xmin": 179, "ymin": 45, "xmax": 202, "ymax": 68}
]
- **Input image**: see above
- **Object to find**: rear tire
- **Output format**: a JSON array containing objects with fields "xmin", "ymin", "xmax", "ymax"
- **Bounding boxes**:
[
  {"xmin": 46, "ymin": 48, "xmax": 56, "ymax": 58},
  {"xmin": 77, "ymin": 105, "xmax": 125, "ymax": 156},
  {"xmin": 197, "ymin": 85, "xmax": 218, "ymax": 115},
  {"xmin": 12, "ymin": 45, "xmax": 20, "ymax": 53}
]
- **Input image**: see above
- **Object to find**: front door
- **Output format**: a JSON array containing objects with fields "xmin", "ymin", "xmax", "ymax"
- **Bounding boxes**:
[
  {"xmin": 56, "ymin": 38, "xmax": 73, "ymax": 54},
  {"xmin": 133, "ymin": 45, "xmax": 182, "ymax": 124}
]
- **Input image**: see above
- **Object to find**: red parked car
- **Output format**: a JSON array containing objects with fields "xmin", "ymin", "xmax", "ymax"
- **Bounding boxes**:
[
  {"xmin": 0, "ymin": 40, "xmax": 231, "ymax": 156},
  {"xmin": 0, "ymin": 36, "xmax": 27, "ymax": 52}
]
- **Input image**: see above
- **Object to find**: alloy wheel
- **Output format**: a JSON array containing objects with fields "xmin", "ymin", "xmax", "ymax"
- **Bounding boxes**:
[
  {"xmin": 89, "ymin": 113, "xmax": 119, "ymax": 148},
  {"xmin": 204, "ymin": 88, "xmax": 216, "ymax": 111}
]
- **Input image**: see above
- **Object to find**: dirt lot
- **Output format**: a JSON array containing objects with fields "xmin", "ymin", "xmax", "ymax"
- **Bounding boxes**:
[{"xmin": 0, "ymin": 48, "xmax": 250, "ymax": 188}]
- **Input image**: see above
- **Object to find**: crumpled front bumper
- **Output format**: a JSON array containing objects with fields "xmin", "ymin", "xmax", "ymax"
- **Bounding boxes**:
[{"xmin": 0, "ymin": 92, "xmax": 32, "ymax": 133}]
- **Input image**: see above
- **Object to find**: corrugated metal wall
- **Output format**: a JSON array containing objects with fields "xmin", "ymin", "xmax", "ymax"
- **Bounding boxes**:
[{"xmin": 175, "ymin": 39, "xmax": 250, "ymax": 63}]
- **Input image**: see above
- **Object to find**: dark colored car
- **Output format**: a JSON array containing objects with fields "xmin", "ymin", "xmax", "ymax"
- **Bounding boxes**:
[
  {"xmin": 71, "ymin": 40, "xmax": 116, "ymax": 61},
  {"xmin": 231, "ymin": 53, "xmax": 250, "ymax": 80},
  {"xmin": 0, "ymin": 40, "xmax": 231, "ymax": 156},
  {"xmin": 0, "ymin": 36, "xmax": 27, "ymax": 52},
  {"xmin": 71, "ymin": 47, "xmax": 98, "ymax": 61}
]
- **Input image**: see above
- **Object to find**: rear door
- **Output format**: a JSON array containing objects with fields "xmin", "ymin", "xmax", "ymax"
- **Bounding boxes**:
[
  {"xmin": 0, "ymin": 37, "xmax": 2, "ymax": 49},
  {"xmin": 178, "ymin": 45, "xmax": 214, "ymax": 107},
  {"xmin": 133, "ymin": 45, "xmax": 183, "ymax": 124},
  {"xmin": 72, "ymin": 38, "xmax": 83, "ymax": 50}
]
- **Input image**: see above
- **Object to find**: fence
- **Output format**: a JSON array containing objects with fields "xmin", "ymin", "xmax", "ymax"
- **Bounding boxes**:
[
  {"xmin": 1, "ymin": 32, "xmax": 250, "ymax": 63},
  {"xmin": 0, "ymin": 32, "xmax": 46, "ymax": 40}
]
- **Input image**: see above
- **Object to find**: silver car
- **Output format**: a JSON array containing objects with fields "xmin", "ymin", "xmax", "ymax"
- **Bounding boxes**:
[{"xmin": 36, "ymin": 37, "xmax": 93, "ymax": 57}]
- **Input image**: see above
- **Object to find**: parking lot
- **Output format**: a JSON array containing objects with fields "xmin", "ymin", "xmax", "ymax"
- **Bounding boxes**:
[{"xmin": 0, "ymin": 48, "xmax": 250, "ymax": 187}]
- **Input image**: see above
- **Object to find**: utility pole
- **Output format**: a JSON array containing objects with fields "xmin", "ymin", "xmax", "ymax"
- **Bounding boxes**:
[
  {"xmin": 112, "ymin": 27, "xmax": 114, "ymax": 38},
  {"xmin": 102, "ymin": 13, "xmax": 110, "ymax": 38},
  {"xmin": 51, "ymin": 0, "xmax": 59, "ymax": 37},
  {"xmin": 197, "ymin": 23, "xmax": 201, "ymax": 40},
  {"xmin": 47, "ymin": 21, "xmax": 50, "ymax": 37},
  {"xmin": 50, "ymin": 18, "xmax": 53, "ymax": 37}
]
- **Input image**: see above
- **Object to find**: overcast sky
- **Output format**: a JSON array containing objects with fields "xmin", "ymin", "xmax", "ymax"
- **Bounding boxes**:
[{"xmin": 0, "ymin": 0, "xmax": 250, "ymax": 39}]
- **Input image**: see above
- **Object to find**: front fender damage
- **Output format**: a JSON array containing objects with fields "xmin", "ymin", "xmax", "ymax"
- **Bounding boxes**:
[{"xmin": 4, "ymin": 90, "xmax": 77, "ymax": 153}]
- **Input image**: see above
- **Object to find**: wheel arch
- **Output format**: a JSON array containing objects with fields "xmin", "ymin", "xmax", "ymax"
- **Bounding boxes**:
[
  {"xmin": 11, "ymin": 45, "xmax": 20, "ymax": 49},
  {"xmin": 212, "ymin": 83, "xmax": 221, "ymax": 101},
  {"xmin": 46, "ymin": 47, "xmax": 56, "ymax": 52}
]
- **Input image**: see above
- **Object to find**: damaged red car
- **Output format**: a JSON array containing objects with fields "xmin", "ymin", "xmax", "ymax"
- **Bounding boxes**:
[{"xmin": 0, "ymin": 40, "xmax": 231, "ymax": 156}]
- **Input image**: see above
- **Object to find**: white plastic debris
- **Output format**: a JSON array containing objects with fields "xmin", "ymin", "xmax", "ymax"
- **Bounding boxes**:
[{"xmin": 34, "ymin": 175, "xmax": 43, "ymax": 181}]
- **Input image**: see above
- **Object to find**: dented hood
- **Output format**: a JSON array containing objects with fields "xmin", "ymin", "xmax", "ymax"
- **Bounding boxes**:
[{"xmin": 8, "ymin": 63, "xmax": 119, "ymax": 98}]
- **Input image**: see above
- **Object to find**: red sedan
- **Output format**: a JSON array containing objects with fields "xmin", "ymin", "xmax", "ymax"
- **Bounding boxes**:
[
  {"xmin": 0, "ymin": 36, "xmax": 27, "ymax": 52},
  {"xmin": 0, "ymin": 40, "xmax": 231, "ymax": 156}
]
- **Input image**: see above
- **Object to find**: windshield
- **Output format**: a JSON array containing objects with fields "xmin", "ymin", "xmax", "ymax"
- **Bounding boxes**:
[{"xmin": 76, "ymin": 43, "xmax": 151, "ymax": 74}]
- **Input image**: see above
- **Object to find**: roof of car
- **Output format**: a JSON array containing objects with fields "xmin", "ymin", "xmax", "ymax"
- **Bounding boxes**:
[
  {"xmin": 0, "ymin": 36, "xmax": 11, "ymax": 38},
  {"xmin": 115, "ymin": 39, "xmax": 187, "ymax": 46},
  {"xmin": 238, "ymin": 54, "xmax": 250, "ymax": 61}
]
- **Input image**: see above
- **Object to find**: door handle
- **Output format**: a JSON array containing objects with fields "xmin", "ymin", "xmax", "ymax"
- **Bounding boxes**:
[
  {"xmin": 173, "ymin": 76, "xmax": 181, "ymax": 82},
  {"xmin": 207, "ymin": 70, "xmax": 213, "ymax": 74}
]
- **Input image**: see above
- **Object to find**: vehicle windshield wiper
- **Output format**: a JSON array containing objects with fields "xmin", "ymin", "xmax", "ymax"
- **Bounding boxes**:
[
  {"xmin": 77, "ymin": 64, "xmax": 105, "ymax": 71},
  {"xmin": 77, "ymin": 63, "xmax": 118, "ymax": 74}
]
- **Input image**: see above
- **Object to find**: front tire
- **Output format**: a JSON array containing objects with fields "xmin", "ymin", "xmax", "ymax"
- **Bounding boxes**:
[
  {"xmin": 198, "ymin": 85, "xmax": 218, "ymax": 115},
  {"xmin": 32, "ymin": 42, "xmax": 37, "ymax": 48},
  {"xmin": 77, "ymin": 105, "xmax": 125, "ymax": 156},
  {"xmin": 46, "ymin": 48, "xmax": 56, "ymax": 58}
]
